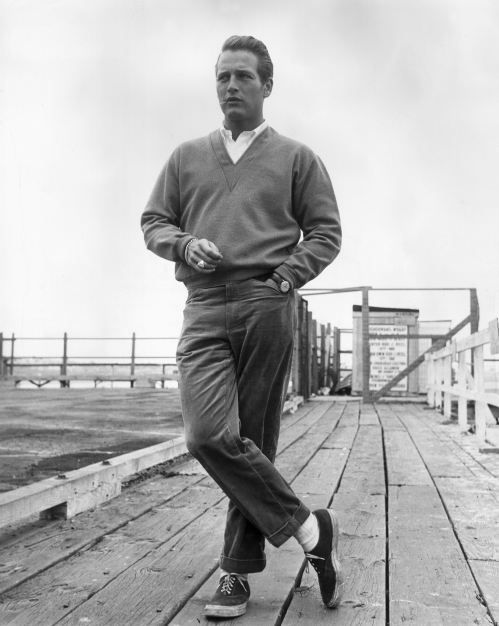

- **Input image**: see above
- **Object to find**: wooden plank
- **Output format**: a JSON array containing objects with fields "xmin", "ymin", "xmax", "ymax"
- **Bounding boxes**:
[
  {"xmin": 389, "ymin": 485, "xmax": 489, "ymax": 625},
  {"xmin": 407, "ymin": 404, "xmax": 499, "ymax": 474},
  {"xmin": 0, "ymin": 473, "xmax": 203, "ymax": 596},
  {"xmin": 375, "ymin": 403, "xmax": 405, "ymax": 430},
  {"xmin": 435, "ymin": 476, "xmax": 499, "ymax": 561},
  {"xmin": 285, "ymin": 418, "xmax": 386, "ymax": 624},
  {"xmin": 384, "ymin": 429, "xmax": 433, "ymax": 486},
  {"xmin": 469, "ymin": 560, "xmax": 499, "ymax": 624},
  {"xmin": 171, "ymin": 407, "xmax": 350, "ymax": 624},
  {"xmin": 395, "ymin": 410, "xmax": 476, "ymax": 479},
  {"xmin": 338, "ymin": 425, "xmax": 385, "ymax": 495},
  {"xmin": 284, "ymin": 494, "xmax": 386, "ymax": 625},
  {"xmin": 54, "ymin": 507, "xmax": 224, "ymax": 626},
  {"xmin": 275, "ymin": 403, "xmax": 345, "ymax": 480},
  {"xmin": 359, "ymin": 403, "xmax": 379, "ymax": 426},
  {"xmin": 389, "ymin": 405, "xmax": 498, "ymax": 623},
  {"xmin": 170, "ymin": 541, "xmax": 303, "ymax": 625},
  {"xmin": 0, "ymin": 436, "xmax": 188, "ymax": 527},
  {"xmin": 277, "ymin": 402, "xmax": 334, "ymax": 451},
  {"xmin": 0, "ymin": 402, "xmax": 332, "ymax": 599},
  {"xmin": 51, "ymin": 404, "xmax": 344, "ymax": 625},
  {"xmin": 0, "ymin": 402, "xmax": 345, "ymax": 623},
  {"xmin": 0, "ymin": 483, "xmax": 224, "ymax": 625}
]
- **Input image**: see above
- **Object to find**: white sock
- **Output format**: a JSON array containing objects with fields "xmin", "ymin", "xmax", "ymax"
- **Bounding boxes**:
[
  {"xmin": 294, "ymin": 513, "xmax": 319, "ymax": 553},
  {"xmin": 219, "ymin": 568, "xmax": 248, "ymax": 581}
]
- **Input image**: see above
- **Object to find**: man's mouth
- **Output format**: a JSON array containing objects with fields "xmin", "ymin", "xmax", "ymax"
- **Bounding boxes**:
[{"xmin": 226, "ymin": 98, "xmax": 242, "ymax": 104}]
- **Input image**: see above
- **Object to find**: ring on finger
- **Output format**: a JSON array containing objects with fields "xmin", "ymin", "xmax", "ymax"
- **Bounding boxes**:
[{"xmin": 197, "ymin": 260, "xmax": 206, "ymax": 269}]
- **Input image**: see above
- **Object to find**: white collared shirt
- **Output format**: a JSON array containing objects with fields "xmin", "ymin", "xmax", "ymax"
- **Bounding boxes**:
[{"xmin": 220, "ymin": 120, "xmax": 268, "ymax": 164}]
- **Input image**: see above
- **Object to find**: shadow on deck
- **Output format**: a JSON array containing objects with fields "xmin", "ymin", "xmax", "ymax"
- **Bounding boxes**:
[{"xmin": 0, "ymin": 399, "xmax": 498, "ymax": 625}]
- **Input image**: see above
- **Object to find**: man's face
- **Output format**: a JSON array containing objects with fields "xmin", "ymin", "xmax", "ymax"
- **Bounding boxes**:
[{"xmin": 216, "ymin": 49, "xmax": 272, "ymax": 129}]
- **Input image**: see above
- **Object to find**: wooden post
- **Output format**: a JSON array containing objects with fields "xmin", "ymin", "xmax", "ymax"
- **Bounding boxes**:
[
  {"xmin": 310, "ymin": 315, "xmax": 318, "ymax": 395},
  {"xmin": 443, "ymin": 344, "xmax": 452, "ymax": 418},
  {"xmin": 435, "ymin": 356, "xmax": 442, "ymax": 410},
  {"xmin": 474, "ymin": 344, "xmax": 487, "ymax": 443},
  {"xmin": 61, "ymin": 332, "xmax": 68, "ymax": 387},
  {"xmin": 9, "ymin": 333, "xmax": 15, "ymax": 375},
  {"xmin": 298, "ymin": 297, "xmax": 310, "ymax": 399},
  {"xmin": 319, "ymin": 324, "xmax": 326, "ymax": 388},
  {"xmin": 457, "ymin": 350, "xmax": 467, "ymax": 432},
  {"xmin": 469, "ymin": 288, "xmax": 479, "ymax": 379},
  {"xmin": 361, "ymin": 288, "xmax": 371, "ymax": 402},
  {"xmin": 469, "ymin": 288, "xmax": 479, "ymax": 334},
  {"xmin": 291, "ymin": 297, "xmax": 300, "ymax": 395},
  {"xmin": 426, "ymin": 354, "xmax": 434, "ymax": 407},
  {"xmin": 131, "ymin": 332, "xmax": 136, "ymax": 378},
  {"xmin": 333, "ymin": 326, "xmax": 340, "ymax": 388}
]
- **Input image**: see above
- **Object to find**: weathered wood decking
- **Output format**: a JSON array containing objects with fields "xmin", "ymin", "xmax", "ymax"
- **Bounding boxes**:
[{"xmin": 0, "ymin": 399, "xmax": 498, "ymax": 625}]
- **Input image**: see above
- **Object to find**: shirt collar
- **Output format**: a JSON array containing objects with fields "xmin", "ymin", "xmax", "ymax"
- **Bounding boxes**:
[{"xmin": 220, "ymin": 119, "xmax": 268, "ymax": 142}]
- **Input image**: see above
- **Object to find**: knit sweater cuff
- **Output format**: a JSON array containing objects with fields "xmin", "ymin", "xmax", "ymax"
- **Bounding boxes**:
[{"xmin": 273, "ymin": 265, "xmax": 298, "ymax": 289}]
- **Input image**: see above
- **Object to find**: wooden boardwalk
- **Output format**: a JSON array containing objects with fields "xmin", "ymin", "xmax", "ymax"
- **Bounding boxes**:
[{"xmin": 0, "ymin": 399, "xmax": 498, "ymax": 625}]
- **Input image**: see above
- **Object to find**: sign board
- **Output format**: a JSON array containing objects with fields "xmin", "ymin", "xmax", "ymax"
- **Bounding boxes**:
[{"xmin": 369, "ymin": 324, "xmax": 408, "ymax": 392}]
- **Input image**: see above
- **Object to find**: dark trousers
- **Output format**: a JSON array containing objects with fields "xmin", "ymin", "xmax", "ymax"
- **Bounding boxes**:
[{"xmin": 176, "ymin": 277, "xmax": 310, "ymax": 573}]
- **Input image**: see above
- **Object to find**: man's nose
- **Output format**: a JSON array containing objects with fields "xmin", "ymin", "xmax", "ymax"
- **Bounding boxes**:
[{"xmin": 227, "ymin": 76, "xmax": 239, "ymax": 92}]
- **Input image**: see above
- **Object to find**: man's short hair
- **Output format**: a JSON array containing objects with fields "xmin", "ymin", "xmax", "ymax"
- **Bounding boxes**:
[{"xmin": 218, "ymin": 35, "xmax": 274, "ymax": 83}]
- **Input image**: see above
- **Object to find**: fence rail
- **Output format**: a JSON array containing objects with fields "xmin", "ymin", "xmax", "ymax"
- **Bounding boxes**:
[
  {"xmin": 0, "ymin": 295, "xmax": 333, "ymax": 396},
  {"xmin": 426, "ymin": 318, "xmax": 499, "ymax": 443}
]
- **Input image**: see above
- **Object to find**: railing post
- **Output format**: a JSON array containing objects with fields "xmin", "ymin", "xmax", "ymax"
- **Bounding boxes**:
[
  {"xmin": 319, "ymin": 324, "xmax": 326, "ymax": 388},
  {"xmin": 443, "ymin": 343, "xmax": 452, "ymax": 418},
  {"xmin": 457, "ymin": 349, "xmax": 467, "ymax": 432},
  {"xmin": 474, "ymin": 344, "xmax": 486, "ymax": 443},
  {"xmin": 9, "ymin": 333, "xmax": 15, "ymax": 375},
  {"xmin": 361, "ymin": 287, "xmax": 371, "ymax": 402},
  {"xmin": 435, "ymin": 356, "xmax": 442, "ymax": 411},
  {"xmin": 469, "ymin": 288, "xmax": 480, "ymax": 334},
  {"xmin": 61, "ymin": 332, "xmax": 68, "ymax": 387},
  {"xmin": 426, "ymin": 353, "xmax": 434, "ymax": 407},
  {"xmin": 332, "ymin": 326, "xmax": 340, "ymax": 390},
  {"xmin": 131, "ymin": 332, "xmax": 136, "ymax": 378}
]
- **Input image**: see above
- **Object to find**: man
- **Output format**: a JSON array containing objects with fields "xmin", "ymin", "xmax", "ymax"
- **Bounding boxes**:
[{"xmin": 141, "ymin": 35, "xmax": 342, "ymax": 619}]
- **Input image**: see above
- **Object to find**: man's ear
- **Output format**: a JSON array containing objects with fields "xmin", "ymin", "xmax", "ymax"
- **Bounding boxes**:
[{"xmin": 263, "ymin": 78, "xmax": 273, "ymax": 98}]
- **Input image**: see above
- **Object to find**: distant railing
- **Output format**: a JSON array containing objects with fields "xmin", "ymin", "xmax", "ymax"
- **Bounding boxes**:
[
  {"xmin": 1, "ymin": 294, "xmax": 332, "ymax": 396},
  {"xmin": 0, "ymin": 332, "xmax": 179, "ymax": 388},
  {"xmin": 426, "ymin": 318, "xmax": 499, "ymax": 443}
]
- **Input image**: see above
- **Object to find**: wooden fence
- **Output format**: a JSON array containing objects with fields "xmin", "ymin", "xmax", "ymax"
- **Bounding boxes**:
[
  {"xmin": 426, "ymin": 318, "xmax": 499, "ymax": 444},
  {"xmin": 0, "ymin": 295, "xmax": 332, "ymax": 398}
]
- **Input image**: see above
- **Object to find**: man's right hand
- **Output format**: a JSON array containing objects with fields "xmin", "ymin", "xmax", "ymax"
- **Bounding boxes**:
[{"xmin": 185, "ymin": 238, "xmax": 223, "ymax": 273}]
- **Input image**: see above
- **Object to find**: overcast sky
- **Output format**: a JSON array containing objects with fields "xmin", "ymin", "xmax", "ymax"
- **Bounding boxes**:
[{"xmin": 1, "ymin": 0, "xmax": 498, "ymax": 347}]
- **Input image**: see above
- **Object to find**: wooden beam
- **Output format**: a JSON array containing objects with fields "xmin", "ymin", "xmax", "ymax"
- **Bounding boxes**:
[
  {"xmin": 371, "ymin": 314, "xmax": 472, "ymax": 401},
  {"xmin": 361, "ymin": 288, "xmax": 371, "ymax": 402},
  {"xmin": 0, "ymin": 436, "xmax": 188, "ymax": 528}
]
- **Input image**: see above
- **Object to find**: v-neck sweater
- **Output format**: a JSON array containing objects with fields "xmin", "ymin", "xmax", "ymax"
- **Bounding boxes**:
[{"xmin": 141, "ymin": 126, "xmax": 341, "ymax": 289}]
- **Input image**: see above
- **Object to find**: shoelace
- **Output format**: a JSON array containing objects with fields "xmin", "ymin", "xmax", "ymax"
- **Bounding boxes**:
[
  {"xmin": 220, "ymin": 574, "xmax": 248, "ymax": 595},
  {"xmin": 305, "ymin": 553, "xmax": 325, "ymax": 574}
]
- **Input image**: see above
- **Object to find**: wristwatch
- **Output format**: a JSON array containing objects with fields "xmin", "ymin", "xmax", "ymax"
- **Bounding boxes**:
[{"xmin": 271, "ymin": 273, "xmax": 291, "ymax": 293}]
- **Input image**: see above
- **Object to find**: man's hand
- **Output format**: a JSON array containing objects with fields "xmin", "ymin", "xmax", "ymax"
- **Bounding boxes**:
[{"xmin": 185, "ymin": 238, "xmax": 223, "ymax": 273}]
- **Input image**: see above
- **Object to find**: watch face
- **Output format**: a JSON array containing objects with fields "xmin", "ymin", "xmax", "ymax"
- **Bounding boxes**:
[{"xmin": 280, "ymin": 280, "xmax": 291, "ymax": 293}]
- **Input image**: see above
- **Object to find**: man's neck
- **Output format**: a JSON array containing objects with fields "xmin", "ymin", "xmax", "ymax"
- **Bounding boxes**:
[{"xmin": 224, "ymin": 117, "xmax": 265, "ymax": 140}]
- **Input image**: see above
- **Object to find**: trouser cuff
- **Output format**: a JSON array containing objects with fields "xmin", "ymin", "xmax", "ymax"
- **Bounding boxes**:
[
  {"xmin": 220, "ymin": 554, "xmax": 267, "ymax": 574},
  {"xmin": 266, "ymin": 502, "xmax": 311, "ymax": 547}
]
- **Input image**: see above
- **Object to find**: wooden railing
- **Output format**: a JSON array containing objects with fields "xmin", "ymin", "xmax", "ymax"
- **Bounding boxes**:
[
  {"xmin": 0, "ymin": 293, "xmax": 332, "ymax": 397},
  {"xmin": 426, "ymin": 318, "xmax": 499, "ymax": 443}
]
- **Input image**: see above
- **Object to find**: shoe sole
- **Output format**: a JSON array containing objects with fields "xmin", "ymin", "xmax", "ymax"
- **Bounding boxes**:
[
  {"xmin": 204, "ymin": 601, "xmax": 248, "ymax": 618},
  {"xmin": 326, "ymin": 508, "xmax": 343, "ymax": 608}
]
